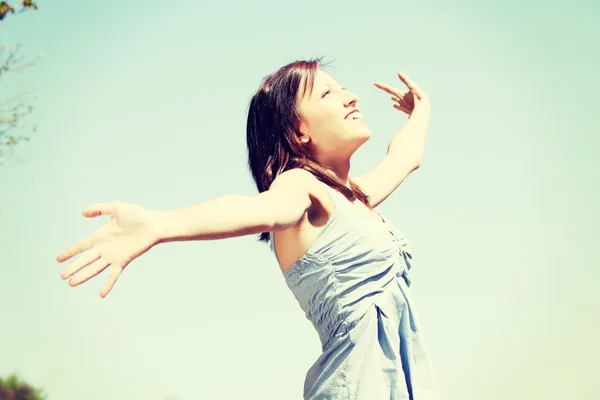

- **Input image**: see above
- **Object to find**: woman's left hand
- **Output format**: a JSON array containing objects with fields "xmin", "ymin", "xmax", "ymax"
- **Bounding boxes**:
[{"xmin": 374, "ymin": 72, "xmax": 430, "ymax": 119}]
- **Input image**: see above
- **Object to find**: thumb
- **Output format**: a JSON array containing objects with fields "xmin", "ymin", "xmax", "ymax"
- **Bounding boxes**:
[{"xmin": 82, "ymin": 202, "xmax": 116, "ymax": 218}]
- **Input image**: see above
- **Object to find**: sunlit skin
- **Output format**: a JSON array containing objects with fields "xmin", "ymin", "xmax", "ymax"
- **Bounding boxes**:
[
  {"xmin": 297, "ymin": 70, "xmax": 424, "ymax": 185},
  {"xmin": 296, "ymin": 70, "xmax": 373, "ymax": 173},
  {"xmin": 56, "ymin": 70, "xmax": 429, "ymax": 298}
]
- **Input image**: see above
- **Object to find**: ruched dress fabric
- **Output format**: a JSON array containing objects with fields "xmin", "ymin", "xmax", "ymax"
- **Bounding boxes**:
[{"xmin": 270, "ymin": 186, "xmax": 440, "ymax": 400}]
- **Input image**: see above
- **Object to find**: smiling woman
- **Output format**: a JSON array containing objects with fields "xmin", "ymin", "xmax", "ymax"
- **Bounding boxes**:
[
  {"xmin": 56, "ymin": 57, "xmax": 438, "ymax": 399},
  {"xmin": 246, "ymin": 60, "xmax": 373, "ymax": 244}
]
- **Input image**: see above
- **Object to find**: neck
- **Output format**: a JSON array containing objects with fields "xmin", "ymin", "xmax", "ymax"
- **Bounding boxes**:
[
  {"xmin": 316, "ymin": 156, "xmax": 351, "ymax": 186},
  {"xmin": 331, "ymin": 160, "xmax": 351, "ymax": 185}
]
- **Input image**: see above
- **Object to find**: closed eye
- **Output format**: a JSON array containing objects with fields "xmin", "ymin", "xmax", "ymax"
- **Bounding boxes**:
[{"xmin": 321, "ymin": 89, "xmax": 331, "ymax": 98}]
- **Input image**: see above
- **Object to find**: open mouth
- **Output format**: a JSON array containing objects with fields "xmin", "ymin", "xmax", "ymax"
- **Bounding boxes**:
[{"xmin": 345, "ymin": 110, "xmax": 362, "ymax": 120}]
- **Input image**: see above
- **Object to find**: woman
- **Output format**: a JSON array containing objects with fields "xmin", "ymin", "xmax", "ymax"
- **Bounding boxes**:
[{"xmin": 56, "ymin": 59, "xmax": 439, "ymax": 399}]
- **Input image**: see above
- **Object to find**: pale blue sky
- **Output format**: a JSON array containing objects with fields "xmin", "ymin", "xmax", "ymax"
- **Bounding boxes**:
[{"xmin": 1, "ymin": 0, "xmax": 598, "ymax": 399}]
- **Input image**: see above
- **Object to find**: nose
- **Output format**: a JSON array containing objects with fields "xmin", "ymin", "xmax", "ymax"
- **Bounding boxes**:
[{"xmin": 344, "ymin": 90, "xmax": 359, "ymax": 107}]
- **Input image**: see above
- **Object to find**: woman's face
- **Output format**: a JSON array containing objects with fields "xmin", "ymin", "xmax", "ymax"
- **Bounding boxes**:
[{"xmin": 296, "ymin": 69, "xmax": 372, "ymax": 164}]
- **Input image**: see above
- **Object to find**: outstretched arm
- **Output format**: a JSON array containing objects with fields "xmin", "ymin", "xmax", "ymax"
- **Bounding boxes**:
[
  {"xmin": 155, "ymin": 173, "xmax": 312, "ymax": 243},
  {"xmin": 56, "ymin": 169, "xmax": 313, "ymax": 298}
]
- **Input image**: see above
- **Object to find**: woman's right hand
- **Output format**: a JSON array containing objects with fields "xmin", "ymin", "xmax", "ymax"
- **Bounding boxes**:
[{"xmin": 56, "ymin": 202, "xmax": 162, "ymax": 298}]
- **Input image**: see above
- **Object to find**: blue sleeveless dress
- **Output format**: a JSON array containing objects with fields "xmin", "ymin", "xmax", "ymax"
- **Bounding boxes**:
[{"xmin": 270, "ymin": 185, "xmax": 440, "ymax": 400}]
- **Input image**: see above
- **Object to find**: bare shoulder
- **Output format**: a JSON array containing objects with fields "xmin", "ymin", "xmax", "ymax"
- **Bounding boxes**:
[
  {"xmin": 270, "ymin": 169, "xmax": 335, "ymax": 271},
  {"xmin": 270, "ymin": 168, "xmax": 318, "ymax": 190},
  {"xmin": 271, "ymin": 168, "xmax": 328, "ymax": 199},
  {"xmin": 270, "ymin": 168, "xmax": 334, "ymax": 223}
]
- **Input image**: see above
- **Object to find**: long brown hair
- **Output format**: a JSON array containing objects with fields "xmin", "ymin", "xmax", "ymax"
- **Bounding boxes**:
[{"xmin": 246, "ymin": 58, "xmax": 370, "ymax": 242}]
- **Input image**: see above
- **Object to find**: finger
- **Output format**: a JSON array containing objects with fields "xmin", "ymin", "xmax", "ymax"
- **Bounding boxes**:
[
  {"xmin": 100, "ymin": 265, "xmax": 124, "ymax": 299},
  {"xmin": 373, "ymin": 82, "xmax": 403, "ymax": 97},
  {"xmin": 391, "ymin": 95, "xmax": 410, "ymax": 107},
  {"xmin": 69, "ymin": 257, "xmax": 110, "ymax": 287},
  {"xmin": 393, "ymin": 102, "xmax": 410, "ymax": 110},
  {"xmin": 397, "ymin": 72, "xmax": 425, "ymax": 100},
  {"xmin": 391, "ymin": 92, "xmax": 410, "ymax": 101},
  {"xmin": 393, "ymin": 103, "xmax": 409, "ymax": 112},
  {"xmin": 61, "ymin": 249, "xmax": 100, "ymax": 279},
  {"xmin": 57, "ymin": 236, "xmax": 93, "ymax": 262},
  {"xmin": 82, "ymin": 202, "xmax": 117, "ymax": 218},
  {"xmin": 393, "ymin": 104, "xmax": 411, "ymax": 114}
]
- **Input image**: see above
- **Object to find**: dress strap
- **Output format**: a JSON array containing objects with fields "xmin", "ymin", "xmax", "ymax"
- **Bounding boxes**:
[{"xmin": 320, "ymin": 183, "xmax": 341, "ymax": 210}]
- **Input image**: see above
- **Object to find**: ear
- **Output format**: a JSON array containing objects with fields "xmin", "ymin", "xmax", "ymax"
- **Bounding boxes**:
[
  {"xmin": 299, "ymin": 133, "xmax": 311, "ymax": 144},
  {"xmin": 297, "ymin": 124, "xmax": 311, "ymax": 145}
]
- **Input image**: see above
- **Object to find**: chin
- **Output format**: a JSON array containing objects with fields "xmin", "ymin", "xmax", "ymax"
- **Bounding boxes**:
[
  {"xmin": 351, "ymin": 129, "xmax": 372, "ymax": 151},
  {"xmin": 357, "ymin": 126, "xmax": 373, "ymax": 141}
]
